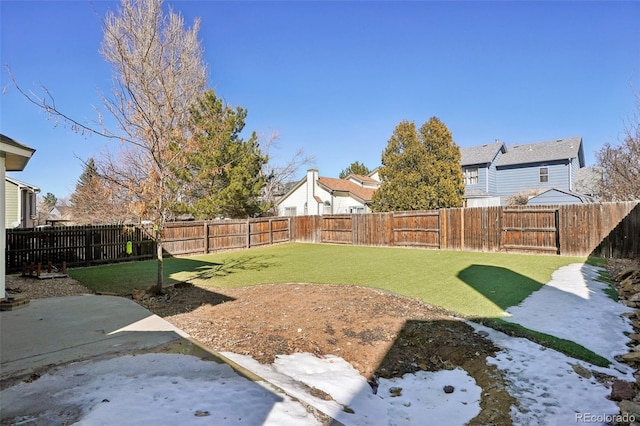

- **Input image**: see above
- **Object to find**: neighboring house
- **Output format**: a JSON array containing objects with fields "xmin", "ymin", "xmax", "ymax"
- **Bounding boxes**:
[
  {"xmin": 276, "ymin": 168, "xmax": 380, "ymax": 216},
  {"xmin": 1, "ymin": 133, "xmax": 36, "ymax": 300},
  {"xmin": 527, "ymin": 188, "xmax": 594, "ymax": 205},
  {"xmin": 5, "ymin": 176, "xmax": 40, "ymax": 228},
  {"xmin": 460, "ymin": 137, "xmax": 588, "ymax": 206},
  {"xmin": 47, "ymin": 204, "xmax": 74, "ymax": 225}
]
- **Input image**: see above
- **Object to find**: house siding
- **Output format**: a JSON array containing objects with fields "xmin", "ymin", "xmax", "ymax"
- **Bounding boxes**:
[
  {"xmin": 487, "ymin": 150, "xmax": 502, "ymax": 194},
  {"xmin": 496, "ymin": 160, "xmax": 571, "ymax": 198},
  {"xmin": 277, "ymin": 182, "xmax": 306, "ymax": 216},
  {"xmin": 4, "ymin": 179, "xmax": 18, "ymax": 228},
  {"xmin": 331, "ymin": 194, "xmax": 367, "ymax": 214},
  {"xmin": 569, "ymin": 157, "xmax": 580, "ymax": 190}
]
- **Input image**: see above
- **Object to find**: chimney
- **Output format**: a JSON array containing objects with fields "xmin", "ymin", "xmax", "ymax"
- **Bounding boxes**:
[{"xmin": 306, "ymin": 168, "xmax": 319, "ymax": 215}]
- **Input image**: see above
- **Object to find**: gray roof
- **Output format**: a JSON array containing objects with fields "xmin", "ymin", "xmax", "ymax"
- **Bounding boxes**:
[
  {"xmin": 460, "ymin": 141, "xmax": 505, "ymax": 166},
  {"xmin": 497, "ymin": 136, "xmax": 583, "ymax": 167},
  {"xmin": 528, "ymin": 187, "xmax": 594, "ymax": 204}
]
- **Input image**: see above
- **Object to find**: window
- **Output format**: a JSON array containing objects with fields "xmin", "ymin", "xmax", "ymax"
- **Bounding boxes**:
[
  {"xmin": 349, "ymin": 206, "xmax": 365, "ymax": 214},
  {"xmin": 539, "ymin": 167, "xmax": 549, "ymax": 183},
  {"xmin": 284, "ymin": 207, "xmax": 297, "ymax": 216},
  {"xmin": 464, "ymin": 167, "xmax": 478, "ymax": 185}
]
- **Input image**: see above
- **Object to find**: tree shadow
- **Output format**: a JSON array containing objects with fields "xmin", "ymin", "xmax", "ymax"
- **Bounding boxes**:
[
  {"xmin": 135, "ymin": 282, "xmax": 236, "ymax": 317},
  {"xmin": 166, "ymin": 254, "xmax": 279, "ymax": 283},
  {"xmin": 457, "ymin": 264, "xmax": 543, "ymax": 314},
  {"xmin": 332, "ymin": 318, "xmax": 515, "ymax": 426}
]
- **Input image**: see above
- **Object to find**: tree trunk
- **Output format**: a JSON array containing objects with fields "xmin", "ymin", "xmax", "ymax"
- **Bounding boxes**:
[{"xmin": 155, "ymin": 228, "xmax": 164, "ymax": 294}]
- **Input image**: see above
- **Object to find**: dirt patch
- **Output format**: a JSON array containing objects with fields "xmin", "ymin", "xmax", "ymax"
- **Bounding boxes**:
[{"xmin": 138, "ymin": 282, "xmax": 515, "ymax": 425}]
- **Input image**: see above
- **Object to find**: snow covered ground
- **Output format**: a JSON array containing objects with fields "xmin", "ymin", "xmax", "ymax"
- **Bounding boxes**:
[{"xmin": 0, "ymin": 263, "xmax": 634, "ymax": 425}]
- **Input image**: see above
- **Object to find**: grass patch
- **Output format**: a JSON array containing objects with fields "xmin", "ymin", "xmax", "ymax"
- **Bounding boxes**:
[
  {"xmin": 587, "ymin": 256, "xmax": 619, "ymax": 302},
  {"xmin": 70, "ymin": 242, "xmax": 584, "ymax": 318},
  {"xmin": 475, "ymin": 318, "xmax": 611, "ymax": 368}
]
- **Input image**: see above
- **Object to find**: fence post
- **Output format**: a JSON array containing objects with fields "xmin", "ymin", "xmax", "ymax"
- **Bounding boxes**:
[
  {"xmin": 555, "ymin": 209, "xmax": 561, "ymax": 255},
  {"xmin": 246, "ymin": 220, "xmax": 251, "ymax": 249},
  {"xmin": 85, "ymin": 228, "xmax": 93, "ymax": 266},
  {"xmin": 203, "ymin": 222, "xmax": 209, "ymax": 254}
]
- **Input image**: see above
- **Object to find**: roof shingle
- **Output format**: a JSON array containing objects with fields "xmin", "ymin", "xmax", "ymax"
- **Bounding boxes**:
[{"xmin": 317, "ymin": 177, "xmax": 377, "ymax": 202}]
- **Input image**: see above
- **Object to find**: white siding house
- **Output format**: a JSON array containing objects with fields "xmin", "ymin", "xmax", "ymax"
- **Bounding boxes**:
[{"xmin": 276, "ymin": 168, "xmax": 380, "ymax": 216}]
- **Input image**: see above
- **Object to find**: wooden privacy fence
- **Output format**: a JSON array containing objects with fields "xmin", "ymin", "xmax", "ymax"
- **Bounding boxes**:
[
  {"xmin": 161, "ymin": 218, "xmax": 291, "ymax": 256},
  {"xmin": 290, "ymin": 201, "xmax": 640, "ymax": 257},
  {"xmin": 5, "ymin": 225, "xmax": 156, "ymax": 272},
  {"xmin": 5, "ymin": 218, "xmax": 291, "ymax": 273},
  {"xmin": 5, "ymin": 202, "xmax": 638, "ymax": 272}
]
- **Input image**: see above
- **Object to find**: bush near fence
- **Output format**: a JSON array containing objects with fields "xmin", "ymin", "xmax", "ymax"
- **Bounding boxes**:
[{"xmin": 5, "ymin": 202, "xmax": 639, "ymax": 273}]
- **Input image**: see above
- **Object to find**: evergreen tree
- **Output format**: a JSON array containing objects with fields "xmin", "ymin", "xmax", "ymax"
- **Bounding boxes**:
[
  {"xmin": 42, "ymin": 193, "xmax": 58, "ymax": 210},
  {"xmin": 178, "ymin": 90, "xmax": 269, "ymax": 218},
  {"xmin": 339, "ymin": 161, "xmax": 370, "ymax": 179},
  {"xmin": 70, "ymin": 158, "xmax": 128, "ymax": 224},
  {"xmin": 371, "ymin": 117, "xmax": 464, "ymax": 212}
]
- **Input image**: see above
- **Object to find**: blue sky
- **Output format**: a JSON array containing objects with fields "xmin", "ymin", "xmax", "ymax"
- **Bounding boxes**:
[{"xmin": 2, "ymin": 1, "xmax": 639, "ymax": 199}]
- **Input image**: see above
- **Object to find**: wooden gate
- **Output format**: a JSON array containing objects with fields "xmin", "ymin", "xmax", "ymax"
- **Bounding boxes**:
[
  {"xmin": 320, "ymin": 216, "xmax": 353, "ymax": 244},
  {"xmin": 393, "ymin": 211, "xmax": 440, "ymax": 248},
  {"xmin": 500, "ymin": 208, "xmax": 559, "ymax": 254}
]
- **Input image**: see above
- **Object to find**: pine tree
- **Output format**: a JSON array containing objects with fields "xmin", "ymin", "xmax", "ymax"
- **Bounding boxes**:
[
  {"xmin": 177, "ymin": 90, "xmax": 269, "ymax": 218},
  {"xmin": 339, "ymin": 161, "xmax": 370, "ymax": 179},
  {"xmin": 371, "ymin": 117, "xmax": 464, "ymax": 212}
]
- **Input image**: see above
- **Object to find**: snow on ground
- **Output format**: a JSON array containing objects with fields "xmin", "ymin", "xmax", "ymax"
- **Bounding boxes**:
[
  {"xmin": 221, "ymin": 352, "xmax": 482, "ymax": 426},
  {"xmin": 503, "ymin": 263, "xmax": 634, "ymax": 363},
  {"xmin": 470, "ymin": 322, "xmax": 629, "ymax": 426},
  {"xmin": 0, "ymin": 353, "xmax": 320, "ymax": 426},
  {"xmin": 0, "ymin": 262, "xmax": 634, "ymax": 425}
]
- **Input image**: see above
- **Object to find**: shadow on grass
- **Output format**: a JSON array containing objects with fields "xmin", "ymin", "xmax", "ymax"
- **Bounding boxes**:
[
  {"xmin": 457, "ymin": 264, "xmax": 543, "ymax": 312},
  {"xmin": 456, "ymin": 264, "xmax": 611, "ymax": 368},
  {"xmin": 171, "ymin": 254, "xmax": 279, "ymax": 283}
]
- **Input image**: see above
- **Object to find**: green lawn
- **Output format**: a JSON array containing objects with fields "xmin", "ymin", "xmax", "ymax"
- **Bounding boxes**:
[{"xmin": 70, "ymin": 242, "xmax": 584, "ymax": 318}]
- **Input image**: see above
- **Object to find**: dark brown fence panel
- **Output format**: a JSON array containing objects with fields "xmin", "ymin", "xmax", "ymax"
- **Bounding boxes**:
[
  {"xmin": 6, "ymin": 224, "xmax": 155, "ymax": 272},
  {"xmin": 270, "ymin": 218, "xmax": 291, "ymax": 244},
  {"xmin": 321, "ymin": 215, "xmax": 353, "ymax": 244},
  {"xmin": 249, "ymin": 220, "xmax": 269, "ymax": 247},
  {"xmin": 209, "ymin": 221, "xmax": 248, "ymax": 251},
  {"xmin": 290, "ymin": 216, "xmax": 320, "ymax": 243},
  {"xmin": 440, "ymin": 208, "xmax": 461, "ymax": 250},
  {"xmin": 462, "ymin": 206, "xmax": 502, "ymax": 252},
  {"xmin": 163, "ymin": 222, "xmax": 206, "ymax": 255},
  {"xmin": 393, "ymin": 211, "xmax": 439, "ymax": 248},
  {"xmin": 367, "ymin": 213, "xmax": 394, "ymax": 246},
  {"xmin": 500, "ymin": 207, "xmax": 559, "ymax": 254},
  {"xmin": 571, "ymin": 202, "xmax": 639, "ymax": 258}
]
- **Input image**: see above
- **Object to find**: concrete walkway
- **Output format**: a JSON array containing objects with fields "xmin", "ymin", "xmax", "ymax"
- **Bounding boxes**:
[
  {"xmin": 0, "ymin": 295, "xmax": 340, "ymax": 425},
  {"xmin": 0, "ymin": 295, "xmax": 189, "ymax": 383}
]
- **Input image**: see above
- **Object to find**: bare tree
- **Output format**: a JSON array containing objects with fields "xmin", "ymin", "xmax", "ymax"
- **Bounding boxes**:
[
  {"xmin": 259, "ymin": 131, "xmax": 315, "ymax": 216},
  {"xmin": 8, "ymin": 0, "xmax": 207, "ymax": 293},
  {"xmin": 70, "ymin": 158, "xmax": 130, "ymax": 225},
  {"xmin": 596, "ymin": 91, "xmax": 640, "ymax": 201}
]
